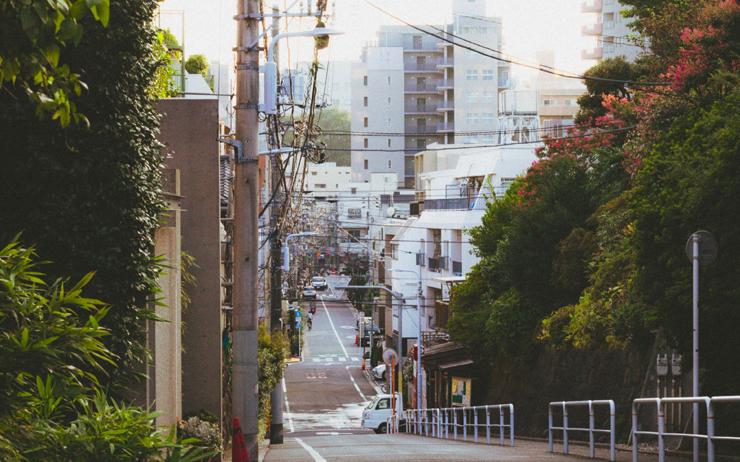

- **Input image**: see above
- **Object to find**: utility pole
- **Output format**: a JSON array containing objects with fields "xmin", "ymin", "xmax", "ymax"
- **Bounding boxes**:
[
  {"xmin": 268, "ymin": 5, "xmax": 285, "ymax": 445},
  {"xmin": 233, "ymin": 0, "xmax": 260, "ymax": 458}
]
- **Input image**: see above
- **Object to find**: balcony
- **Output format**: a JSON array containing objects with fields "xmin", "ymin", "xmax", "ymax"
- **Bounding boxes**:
[
  {"xmin": 405, "ymin": 124, "xmax": 438, "ymax": 134},
  {"xmin": 424, "ymin": 197, "xmax": 474, "ymax": 210},
  {"xmin": 437, "ymin": 58, "xmax": 454, "ymax": 68},
  {"xmin": 581, "ymin": 47, "xmax": 603, "ymax": 60},
  {"xmin": 437, "ymin": 80, "xmax": 454, "ymax": 91},
  {"xmin": 436, "ymin": 122, "xmax": 455, "ymax": 133},
  {"xmin": 405, "ymin": 81, "xmax": 442, "ymax": 93},
  {"xmin": 405, "ymin": 62, "xmax": 444, "ymax": 72},
  {"xmin": 436, "ymin": 102, "xmax": 454, "ymax": 112},
  {"xmin": 405, "ymin": 104, "xmax": 440, "ymax": 115},
  {"xmin": 428, "ymin": 257, "xmax": 442, "ymax": 273},
  {"xmin": 581, "ymin": 0, "xmax": 602, "ymax": 12},
  {"xmin": 582, "ymin": 23, "xmax": 603, "ymax": 36},
  {"xmin": 404, "ymin": 44, "xmax": 443, "ymax": 53},
  {"xmin": 452, "ymin": 260, "xmax": 462, "ymax": 276}
]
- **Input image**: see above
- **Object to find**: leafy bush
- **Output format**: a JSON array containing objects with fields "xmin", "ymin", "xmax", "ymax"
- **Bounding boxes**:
[{"xmin": 0, "ymin": 239, "xmax": 215, "ymax": 461}]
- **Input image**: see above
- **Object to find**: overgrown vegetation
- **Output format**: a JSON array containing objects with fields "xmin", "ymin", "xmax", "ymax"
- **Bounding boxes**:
[
  {"xmin": 257, "ymin": 325, "xmax": 287, "ymax": 440},
  {"xmin": 0, "ymin": 239, "xmax": 215, "ymax": 461},
  {"xmin": 0, "ymin": 0, "xmax": 168, "ymax": 385},
  {"xmin": 449, "ymin": 0, "xmax": 740, "ymax": 398}
]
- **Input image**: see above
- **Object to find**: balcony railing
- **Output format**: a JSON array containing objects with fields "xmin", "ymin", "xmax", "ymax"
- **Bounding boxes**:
[
  {"xmin": 405, "ymin": 124, "xmax": 438, "ymax": 134},
  {"xmin": 405, "ymin": 62, "xmax": 443, "ymax": 72},
  {"xmin": 424, "ymin": 197, "xmax": 474, "ymax": 210},
  {"xmin": 404, "ymin": 43, "xmax": 442, "ymax": 52},
  {"xmin": 436, "ymin": 122, "xmax": 455, "ymax": 132},
  {"xmin": 437, "ymin": 102, "xmax": 454, "ymax": 111},
  {"xmin": 405, "ymin": 104, "xmax": 439, "ymax": 113},
  {"xmin": 452, "ymin": 260, "xmax": 462, "ymax": 276},
  {"xmin": 437, "ymin": 58, "xmax": 453, "ymax": 67},
  {"xmin": 405, "ymin": 82, "xmax": 442, "ymax": 92},
  {"xmin": 437, "ymin": 80, "xmax": 454, "ymax": 89}
]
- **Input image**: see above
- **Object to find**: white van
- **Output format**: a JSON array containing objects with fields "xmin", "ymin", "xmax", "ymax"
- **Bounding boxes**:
[{"xmin": 361, "ymin": 393, "xmax": 403, "ymax": 433}]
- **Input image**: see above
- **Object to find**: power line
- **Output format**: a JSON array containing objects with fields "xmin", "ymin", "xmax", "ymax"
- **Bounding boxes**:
[
  {"xmin": 318, "ymin": 123, "xmax": 581, "ymax": 137},
  {"xmin": 365, "ymin": 0, "xmax": 666, "ymax": 87}
]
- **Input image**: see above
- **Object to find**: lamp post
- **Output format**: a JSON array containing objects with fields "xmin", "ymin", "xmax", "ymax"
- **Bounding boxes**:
[{"xmin": 392, "ymin": 269, "xmax": 424, "ymax": 423}]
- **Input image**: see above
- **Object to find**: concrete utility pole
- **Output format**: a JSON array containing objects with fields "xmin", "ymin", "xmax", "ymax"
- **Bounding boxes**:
[
  {"xmin": 268, "ymin": 4, "xmax": 284, "ymax": 445},
  {"xmin": 233, "ymin": 0, "xmax": 260, "ymax": 458}
]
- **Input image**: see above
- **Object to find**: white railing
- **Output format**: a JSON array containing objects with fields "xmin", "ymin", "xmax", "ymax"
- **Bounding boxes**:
[
  {"xmin": 632, "ymin": 395, "xmax": 740, "ymax": 462},
  {"xmin": 392, "ymin": 405, "xmax": 514, "ymax": 446},
  {"xmin": 549, "ymin": 400, "xmax": 616, "ymax": 461}
]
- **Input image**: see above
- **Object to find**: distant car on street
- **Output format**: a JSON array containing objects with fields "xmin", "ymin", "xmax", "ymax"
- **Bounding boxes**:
[
  {"xmin": 311, "ymin": 276, "xmax": 328, "ymax": 291},
  {"xmin": 371, "ymin": 364, "xmax": 386, "ymax": 381},
  {"xmin": 302, "ymin": 287, "xmax": 317, "ymax": 300}
]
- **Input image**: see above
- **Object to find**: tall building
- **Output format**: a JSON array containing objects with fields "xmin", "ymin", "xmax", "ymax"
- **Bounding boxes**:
[
  {"xmin": 581, "ymin": 0, "xmax": 642, "ymax": 61},
  {"xmin": 351, "ymin": 0, "xmax": 509, "ymax": 188}
]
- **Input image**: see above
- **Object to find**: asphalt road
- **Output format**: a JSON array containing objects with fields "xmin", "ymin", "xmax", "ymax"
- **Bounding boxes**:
[{"xmin": 279, "ymin": 275, "xmax": 378, "ymax": 437}]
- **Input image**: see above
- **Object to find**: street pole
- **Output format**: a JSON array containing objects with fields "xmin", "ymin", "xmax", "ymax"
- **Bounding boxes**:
[
  {"xmin": 691, "ymin": 235, "xmax": 699, "ymax": 462},
  {"xmin": 415, "ymin": 270, "xmax": 423, "ymax": 418},
  {"xmin": 268, "ymin": 5, "xmax": 284, "ymax": 445},
  {"xmin": 233, "ymin": 0, "xmax": 260, "ymax": 457}
]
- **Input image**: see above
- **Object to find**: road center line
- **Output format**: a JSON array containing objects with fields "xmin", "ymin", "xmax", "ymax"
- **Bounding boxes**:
[
  {"xmin": 320, "ymin": 297, "xmax": 349, "ymax": 359},
  {"xmin": 345, "ymin": 365, "xmax": 367, "ymax": 401},
  {"xmin": 294, "ymin": 437, "xmax": 327, "ymax": 462}
]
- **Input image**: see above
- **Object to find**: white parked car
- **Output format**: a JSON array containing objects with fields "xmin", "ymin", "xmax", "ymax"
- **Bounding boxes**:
[
  {"xmin": 302, "ymin": 287, "xmax": 317, "ymax": 300},
  {"xmin": 371, "ymin": 364, "xmax": 386, "ymax": 381},
  {"xmin": 311, "ymin": 276, "xmax": 328, "ymax": 290},
  {"xmin": 361, "ymin": 393, "xmax": 403, "ymax": 434}
]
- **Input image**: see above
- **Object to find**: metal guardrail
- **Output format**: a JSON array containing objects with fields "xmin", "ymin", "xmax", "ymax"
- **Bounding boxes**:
[
  {"xmin": 390, "ymin": 405, "xmax": 515, "ymax": 446},
  {"xmin": 549, "ymin": 400, "xmax": 616, "ymax": 461},
  {"xmin": 632, "ymin": 395, "xmax": 740, "ymax": 462}
]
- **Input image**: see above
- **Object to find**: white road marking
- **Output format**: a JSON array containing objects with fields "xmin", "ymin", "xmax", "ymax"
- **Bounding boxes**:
[
  {"xmin": 345, "ymin": 365, "xmax": 367, "ymax": 401},
  {"xmin": 282, "ymin": 377, "xmax": 295, "ymax": 433},
  {"xmin": 320, "ymin": 297, "xmax": 349, "ymax": 359},
  {"xmin": 295, "ymin": 437, "xmax": 327, "ymax": 462}
]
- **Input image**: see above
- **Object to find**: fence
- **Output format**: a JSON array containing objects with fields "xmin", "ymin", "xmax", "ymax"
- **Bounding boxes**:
[
  {"xmin": 388, "ymin": 405, "xmax": 515, "ymax": 447},
  {"xmin": 549, "ymin": 400, "xmax": 616, "ymax": 461},
  {"xmin": 632, "ymin": 395, "xmax": 740, "ymax": 462}
]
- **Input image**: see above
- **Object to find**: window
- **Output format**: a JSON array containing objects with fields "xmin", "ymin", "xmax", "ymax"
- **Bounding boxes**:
[
  {"xmin": 501, "ymin": 177, "xmax": 516, "ymax": 190},
  {"xmin": 543, "ymin": 99, "xmax": 554, "ymax": 106},
  {"xmin": 466, "ymin": 69, "xmax": 478, "ymax": 81},
  {"xmin": 364, "ymin": 159, "xmax": 369, "ymax": 169},
  {"xmin": 351, "ymin": 187, "xmax": 357, "ymax": 194},
  {"xmin": 376, "ymin": 398, "xmax": 390, "ymax": 410},
  {"xmin": 482, "ymin": 90, "xmax": 495, "ymax": 101},
  {"xmin": 387, "ymin": 160, "xmax": 392, "ymax": 168},
  {"xmin": 363, "ymin": 117, "xmax": 368, "ymax": 128},
  {"xmin": 482, "ymin": 69, "xmax": 494, "ymax": 80},
  {"xmin": 347, "ymin": 208, "xmax": 362, "ymax": 218},
  {"xmin": 387, "ymin": 76, "xmax": 391, "ymax": 85},
  {"xmin": 311, "ymin": 171, "xmax": 317, "ymax": 176},
  {"xmin": 363, "ymin": 96, "xmax": 368, "ymax": 107},
  {"xmin": 564, "ymin": 99, "xmax": 574, "ymax": 106},
  {"xmin": 387, "ymin": 96, "xmax": 391, "ymax": 105},
  {"xmin": 465, "ymin": 112, "xmax": 480, "ymax": 123},
  {"xmin": 416, "ymin": 138, "xmax": 426, "ymax": 149},
  {"xmin": 412, "ymin": 35, "xmax": 422, "ymax": 50},
  {"xmin": 315, "ymin": 183, "xmax": 326, "ymax": 188},
  {"xmin": 391, "ymin": 244, "xmax": 399, "ymax": 260},
  {"xmin": 387, "ymin": 138, "xmax": 391, "ymax": 148},
  {"xmin": 363, "ymin": 75, "xmax": 368, "ymax": 86},
  {"xmin": 364, "ymin": 138, "xmax": 368, "ymax": 148}
]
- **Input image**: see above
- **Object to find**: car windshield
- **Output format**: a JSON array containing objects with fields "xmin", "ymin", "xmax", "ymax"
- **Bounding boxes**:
[
  {"xmin": 312, "ymin": 277, "xmax": 324, "ymax": 282},
  {"xmin": 365, "ymin": 395, "xmax": 380, "ymax": 410}
]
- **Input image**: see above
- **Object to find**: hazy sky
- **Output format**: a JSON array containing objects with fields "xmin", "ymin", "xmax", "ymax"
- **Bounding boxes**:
[{"xmin": 158, "ymin": 0, "xmax": 594, "ymax": 86}]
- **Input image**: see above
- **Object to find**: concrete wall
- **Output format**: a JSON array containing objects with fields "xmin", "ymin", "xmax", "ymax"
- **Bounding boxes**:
[
  {"xmin": 151, "ymin": 167, "xmax": 183, "ymax": 426},
  {"xmin": 158, "ymin": 98, "xmax": 223, "ymax": 422}
]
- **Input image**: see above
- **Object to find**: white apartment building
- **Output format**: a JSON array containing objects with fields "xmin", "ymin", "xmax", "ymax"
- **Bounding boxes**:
[
  {"xmin": 378, "ymin": 143, "xmax": 538, "ymax": 347},
  {"xmin": 351, "ymin": 0, "xmax": 510, "ymax": 189},
  {"xmin": 582, "ymin": 0, "xmax": 643, "ymax": 61}
]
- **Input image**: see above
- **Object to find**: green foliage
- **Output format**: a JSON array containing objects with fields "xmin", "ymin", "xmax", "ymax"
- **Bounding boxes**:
[
  {"xmin": 151, "ymin": 29, "xmax": 180, "ymax": 99},
  {"xmin": 184, "ymin": 54, "xmax": 209, "ymax": 77},
  {"xmin": 317, "ymin": 108, "xmax": 351, "ymax": 166},
  {"xmin": 0, "ymin": 0, "xmax": 110, "ymax": 126},
  {"xmin": 575, "ymin": 57, "xmax": 638, "ymax": 124},
  {"xmin": 0, "ymin": 239, "xmax": 215, "ymax": 462},
  {"xmin": 0, "ymin": 0, "xmax": 167, "ymax": 382},
  {"xmin": 257, "ymin": 325, "xmax": 287, "ymax": 436}
]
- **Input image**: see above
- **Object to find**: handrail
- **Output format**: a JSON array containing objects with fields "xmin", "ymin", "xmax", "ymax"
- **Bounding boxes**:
[
  {"xmin": 548, "ymin": 400, "xmax": 616, "ymax": 461},
  {"xmin": 393, "ymin": 404, "xmax": 514, "ymax": 447},
  {"xmin": 631, "ymin": 395, "xmax": 740, "ymax": 462}
]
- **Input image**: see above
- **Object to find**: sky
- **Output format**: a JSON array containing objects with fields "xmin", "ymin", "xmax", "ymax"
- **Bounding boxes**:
[{"xmin": 158, "ymin": 0, "xmax": 595, "ymax": 89}]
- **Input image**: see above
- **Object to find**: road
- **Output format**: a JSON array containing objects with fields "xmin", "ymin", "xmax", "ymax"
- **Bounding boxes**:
[
  {"xmin": 266, "ymin": 277, "xmax": 684, "ymax": 462},
  {"xmin": 277, "ymin": 275, "xmax": 378, "ymax": 437}
]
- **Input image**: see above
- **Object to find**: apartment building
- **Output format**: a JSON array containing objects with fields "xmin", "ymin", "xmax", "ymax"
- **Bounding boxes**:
[
  {"xmin": 581, "ymin": 0, "xmax": 642, "ymax": 61},
  {"xmin": 351, "ymin": 0, "xmax": 509, "ymax": 189}
]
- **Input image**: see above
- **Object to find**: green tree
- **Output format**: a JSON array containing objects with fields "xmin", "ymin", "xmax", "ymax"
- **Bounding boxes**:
[
  {"xmin": 575, "ymin": 57, "xmax": 638, "ymax": 125},
  {"xmin": 317, "ymin": 108, "xmax": 351, "ymax": 166},
  {"xmin": 184, "ymin": 54, "xmax": 209, "ymax": 77},
  {"xmin": 0, "ymin": 0, "xmax": 110, "ymax": 126},
  {"xmin": 0, "ymin": 0, "xmax": 167, "ymax": 383}
]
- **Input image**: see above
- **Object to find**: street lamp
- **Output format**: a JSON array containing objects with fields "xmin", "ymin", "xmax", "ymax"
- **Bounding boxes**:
[
  {"xmin": 392, "ymin": 268, "xmax": 424, "ymax": 424},
  {"xmin": 282, "ymin": 232, "xmax": 320, "ymax": 272},
  {"xmin": 263, "ymin": 27, "xmax": 344, "ymax": 114}
]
